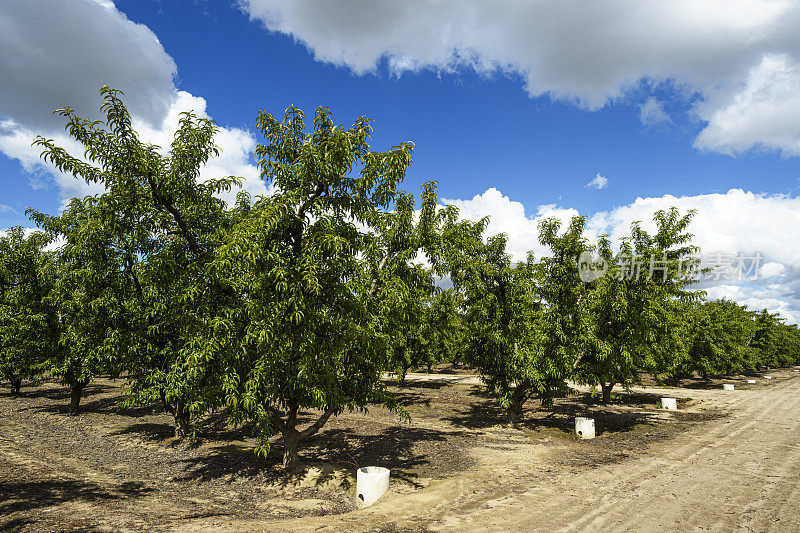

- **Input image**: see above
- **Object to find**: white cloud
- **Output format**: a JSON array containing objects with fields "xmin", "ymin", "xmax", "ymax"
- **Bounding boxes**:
[
  {"xmin": 239, "ymin": 0, "xmax": 800, "ymax": 156},
  {"xmin": 639, "ymin": 98, "xmax": 672, "ymax": 127},
  {"xmin": 0, "ymin": 119, "xmax": 106, "ymax": 200},
  {"xmin": 441, "ymin": 187, "xmax": 800, "ymax": 324},
  {"xmin": 761, "ymin": 262, "xmax": 786, "ymax": 279},
  {"xmin": 585, "ymin": 173, "xmax": 608, "ymax": 190},
  {"xmin": 441, "ymin": 187, "xmax": 580, "ymax": 262},
  {"xmin": 0, "ymin": 0, "xmax": 177, "ymax": 132},
  {"xmin": 0, "ymin": 204, "xmax": 18, "ymax": 215},
  {"xmin": 704, "ymin": 283, "xmax": 800, "ymax": 324},
  {"xmin": 694, "ymin": 55, "xmax": 800, "ymax": 155},
  {"xmin": 0, "ymin": 0, "xmax": 264, "ymax": 207},
  {"xmin": 587, "ymin": 189, "xmax": 800, "ymax": 267}
]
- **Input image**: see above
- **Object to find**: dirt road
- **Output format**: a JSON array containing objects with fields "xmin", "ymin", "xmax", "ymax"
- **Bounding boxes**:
[
  {"xmin": 190, "ymin": 371, "xmax": 800, "ymax": 532},
  {"xmin": 433, "ymin": 373, "xmax": 800, "ymax": 532}
]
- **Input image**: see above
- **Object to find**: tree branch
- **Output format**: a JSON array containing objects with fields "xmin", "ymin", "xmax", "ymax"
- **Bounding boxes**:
[
  {"xmin": 369, "ymin": 251, "xmax": 391, "ymax": 296},
  {"xmin": 268, "ymin": 409, "xmax": 287, "ymax": 433},
  {"xmin": 298, "ymin": 408, "xmax": 334, "ymax": 441}
]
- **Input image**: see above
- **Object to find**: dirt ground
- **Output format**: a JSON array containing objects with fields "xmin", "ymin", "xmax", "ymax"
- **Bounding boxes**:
[{"xmin": 2, "ymin": 367, "xmax": 798, "ymax": 532}]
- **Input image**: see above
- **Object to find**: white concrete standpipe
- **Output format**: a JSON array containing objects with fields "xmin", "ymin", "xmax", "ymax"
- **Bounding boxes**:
[
  {"xmin": 747, "ymin": 379, "xmax": 756, "ymax": 384},
  {"xmin": 575, "ymin": 417, "xmax": 595, "ymax": 439},
  {"xmin": 723, "ymin": 384, "xmax": 735, "ymax": 390},
  {"xmin": 356, "ymin": 466, "xmax": 390, "ymax": 508},
  {"xmin": 764, "ymin": 376, "xmax": 773, "ymax": 380},
  {"xmin": 660, "ymin": 397, "xmax": 678, "ymax": 410}
]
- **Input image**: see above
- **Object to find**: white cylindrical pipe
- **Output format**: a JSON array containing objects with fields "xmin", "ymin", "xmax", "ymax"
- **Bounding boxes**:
[
  {"xmin": 764, "ymin": 376, "xmax": 773, "ymax": 380},
  {"xmin": 575, "ymin": 417, "xmax": 595, "ymax": 439},
  {"xmin": 660, "ymin": 397, "xmax": 678, "ymax": 410},
  {"xmin": 747, "ymin": 379, "xmax": 756, "ymax": 384},
  {"xmin": 356, "ymin": 466, "xmax": 390, "ymax": 508},
  {"xmin": 723, "ymin": 384, "xmax": 735, "ymax": 390},
  {"xmin": 793, "ymin": 369, "xmax": 799, "ymax": 372}
]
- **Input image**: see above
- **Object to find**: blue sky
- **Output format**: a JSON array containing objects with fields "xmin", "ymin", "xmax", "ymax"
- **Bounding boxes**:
[{"xmin": 2, "ymin": 0, "xmax": 800, "ymax": 321}]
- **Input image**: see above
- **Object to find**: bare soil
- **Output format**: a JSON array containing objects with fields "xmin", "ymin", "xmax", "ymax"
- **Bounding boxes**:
[{"xmin": 2, "ymin": 368, "xmax": 797, "ymax": 532}]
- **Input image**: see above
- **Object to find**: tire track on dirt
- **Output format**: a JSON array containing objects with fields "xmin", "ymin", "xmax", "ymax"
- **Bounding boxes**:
[
  {"xmin": 564, "ymin": 377, "xmax": 800, "ymax": 532},
  {"xmin": 425, "ymin": 375, "xmax": 800, "ymax": 532}
]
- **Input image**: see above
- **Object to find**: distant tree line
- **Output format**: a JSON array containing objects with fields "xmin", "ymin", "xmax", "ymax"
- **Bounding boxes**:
[{"xmin": 1, "ymin": 87, "xmax": 798, "ymax": 467}]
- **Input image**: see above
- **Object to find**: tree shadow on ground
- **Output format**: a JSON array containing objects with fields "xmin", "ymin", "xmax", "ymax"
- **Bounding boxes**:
[
  {"xmin": 112, "ymin": 422, "xmax": 176, "ymax": 442},
  {"xmin": 444, "ymin": 399, "xmax": 507, "ymax": 429},
  {"xmin": 388, "ymin": 380, "xmax": 451, "ymax": 390},
  {"xmin": 196, "ymin": 410, "xmax": 257, "ymax": 442},
  {"xmin": 679, "ymin": 380, "xmax": 725, "ymax": 390},
  {"xmin": 0, "ymin": 479, "xmax": 152, "ymax": 531},
  {"xmin": 578, "ymin": 390, "xmax": 665, "ymax": 406},
  {"xmin": 174, "ymin": 425, "xmax": 452, "ymax": 490},
  {"xmin": 446, "ymin": 395, "xmax": 661, "ymax": 436},
  {"xmin": 392, "ymin": 391, "xmax": 433, "ymax": 408},
  {"xmin": 12, "ymin": 384, "xmax": 74, "ymax": 401},
  {"xmin": 108, "ymin": 407, "xmax": 257, "ymax": 446},
  {"xmin": 75, "ymin": 395, "xmax": 158, "ymax": 417},
  {"xmin": 30, "ymin": 389, "xmax": 156, "ymax": 417}
]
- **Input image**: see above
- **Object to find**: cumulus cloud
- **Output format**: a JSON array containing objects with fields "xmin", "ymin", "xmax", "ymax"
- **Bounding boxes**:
[
  {"xmin": 587, "ymin": 189, "xmax": 800, "ymax": 267},
  {"xmin": 441, "ymin": 187, "xmax": 580, "ymax": 262},
  {"xmin": 239, "ymin": 0, "xmax": 800, "ymax": 156},
  {"xmin": 704, "ymin": 282, "xmax": 800, "ymax": 324},
  {"xmin": 761, "ymin": 262, "xmax": 787, "ymax": 279},
  {"xmin": 0, "ymin": 0, "xmax": 177, "ymax": 132},
  {"xmin": 440, "ymin": 187, "xmax": 800, "ymax": 323},
  {"xmin": 585, "ymin": 173, "xmax": 608, "ymax": 190},
  {"xmin": 694, "ymin": 55, "xmax": 800, "ymax": 155},
  {"xmin": 0, "ymin": 0, "xmax": 264, "ymax": 207},
  {"xmin": 588, "ymin": 188, "xmax": 800, "ymax": 323}
]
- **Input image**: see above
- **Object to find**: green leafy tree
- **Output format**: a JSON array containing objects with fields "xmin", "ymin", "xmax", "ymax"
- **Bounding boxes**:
[
  {"xmin": 32, "ymin": 86, "xmax": 239, "ymax": 430},
  {"xmin": 204, "ymin": 106, "xmax": 439, "ymax": 467},
  {"xmin": 0, "ymin": 227, "xmax": 55, "ymax": 395},
  {"xmin": 388, "ymin": 288, "xmax": 463, "ymax": 385},
  {"xmin": 31, "ymin": 198, "xmax": 133, "ymax": 414},
  {"xmin": 683, "ymin": 300, "xmax": 756, "ymax": 378},
  {"xmin": 589, "ymin": 208, "xmax": 705, "ymax": 387},
  {"xmin": 577, "ymin": 208, "xmax": 700, "ymax": 401},
  {"xmin": 773, "ymin": 321, "xmax": 800, "ymax": 366},
  {"xmin": 749, "ymin": 309, "xmax": 794, "ymax": 369},
  {"xmin": 439, "ymin": 213, "xmax": 589, "ymax": 423}
]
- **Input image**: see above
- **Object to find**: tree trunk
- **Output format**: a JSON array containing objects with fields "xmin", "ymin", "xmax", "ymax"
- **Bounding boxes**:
[
  {"xmin": 69, "ymin": 381, "xmax": 86, "ymax": 415},
  {"xmin": 507, "ymin": 384, "xmax": 528, "ymax": 424},
  {"xmin": 282, "ymin": 428, "xmax": 301, "ymax": 468},
  {"xmin": 9, "ymin": 376, "xmax": 22, "ymax": 397},
  {"xmin": 600, "ymin": 382, "xmax": 614, "ymax": 404},
  {"xmin": 398, "ymin": 364, "xmax": 410, "ymax": 387},
  {"xmin": 281, "ymin": 405, "xmax": 301, "ymax": 468},
  {"xmin": 273, "ymin": 406, "xmax": 334, "ymax": 469},
  {"xmin": 160, "ymin": 391, "xmax": 192, "ymax": 439},
  {"xmin": 174, "ymin": 401, "xmax": 191, "ymax": 439},
  {"xmin": 159, "ymin": 389, "xmax": 172, "ymax": 414}
]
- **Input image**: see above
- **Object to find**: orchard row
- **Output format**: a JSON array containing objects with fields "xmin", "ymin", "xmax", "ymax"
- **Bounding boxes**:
[{"xmin": 2, "ymin": 87, "xmax": 798, "ymax": 467}]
